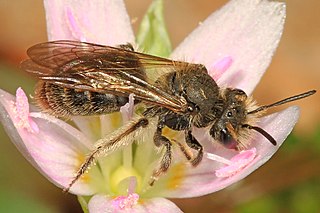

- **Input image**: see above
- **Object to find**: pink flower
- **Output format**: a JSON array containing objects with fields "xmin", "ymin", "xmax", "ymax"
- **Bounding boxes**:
[{"xmin": 0, "ymin": 0, "xmax": 300, "ymax": 212}]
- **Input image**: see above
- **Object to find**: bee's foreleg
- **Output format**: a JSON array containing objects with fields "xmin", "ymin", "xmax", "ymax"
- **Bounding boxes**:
[{"xmin": 64, "ymin": 117, "xmax": 149, "ymax": 193}]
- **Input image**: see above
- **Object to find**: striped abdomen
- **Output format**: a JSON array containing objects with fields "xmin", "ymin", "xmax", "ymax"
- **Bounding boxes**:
[{"xmin": 34, "ymin": 81, "xmax": 129, "ymax": 117}]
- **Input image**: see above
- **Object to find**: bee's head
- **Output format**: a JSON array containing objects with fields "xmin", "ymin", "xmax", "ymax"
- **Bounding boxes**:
[
  {"xmin": 209, "ymin": 89, "xmax": 316, "ymax": 150},
  {"xmin": 209, "ymin": 88, "xmax": 253, "ymax": 150}
]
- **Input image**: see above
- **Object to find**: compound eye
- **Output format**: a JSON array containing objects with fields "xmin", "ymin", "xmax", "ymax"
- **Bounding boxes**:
[
  {"xmin": 187, "ymin": 102, "xmax": 200, "ymax": 113},
  {"xmin": 226, "ymin": 110, "xmax": 233, "ymax": 118},
  {"xmin": 233, "ymin": 89, "xmax": 247, "ymax": 99},
  {"xmin": 187, "ymin": 106, "xmax": 193, "ymax": 112},
  {"xmin": 220, "ymin": 128, "xmax": 237, "ymax": 149},
  {"xmin": 234, "ymin": 89, "xmax": 247, "ymax": 96}
]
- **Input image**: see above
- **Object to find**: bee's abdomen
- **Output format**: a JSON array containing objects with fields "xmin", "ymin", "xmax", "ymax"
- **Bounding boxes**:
[{"xmin": 35, "ymin": 81, "xmax": 129, "ymax": 117}]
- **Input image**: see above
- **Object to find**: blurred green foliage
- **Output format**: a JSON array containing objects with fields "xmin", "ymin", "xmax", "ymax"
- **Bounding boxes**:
[
  {"xmin": 0, "ymin": 62, "xmax": 35, "ymax": 94},
  {"xmin": 237, "ymin": 180, "xmax": 320, "ymax": 213},
  {"xmin": 0, "ymin": 187, "xmax": 56, "ymax": 213}
]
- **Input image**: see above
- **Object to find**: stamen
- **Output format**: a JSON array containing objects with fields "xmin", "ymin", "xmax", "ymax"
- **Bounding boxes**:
[
  {"xmin": 206, "ymin": 152, "xmax": 232, "ymax": 165},
  {"xmin": 214, "ymin": 148, "xmax": 256, "ymax": 178},
  {"xmin": 110, "ymin": 167, "xmax": 141, "ymax": 193},
  {"xmin": 127, "ymin": 176, "xmax": 137, "ymax": 194},
  {"xmin": 120, "ymin": 94, "xmax": 135, "ymax": 123},
  {"xmin": 120, "ymin": 94, "xmax": 135, "ymax": 169},
  {"xmin": 13, "ymin": 88, "xmax": 39, "ymax": 133}
]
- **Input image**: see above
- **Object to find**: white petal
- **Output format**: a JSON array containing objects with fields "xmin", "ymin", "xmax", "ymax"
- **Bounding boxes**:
[
  {"xmin": 88, "ymin": 194, "xmax": 183, "ymax": 213},
  {"xmin": 0, "ymin": 89, "xmax": 95, "ymax": 195},
  {"xmin": 172, "ymin": 0, "xmax": 286, "ymax": 94}
]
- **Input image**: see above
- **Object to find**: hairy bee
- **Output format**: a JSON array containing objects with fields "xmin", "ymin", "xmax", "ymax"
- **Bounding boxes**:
[{"xmin": 21, "ymin": 40, "xmax": 316, "ymax": 191}]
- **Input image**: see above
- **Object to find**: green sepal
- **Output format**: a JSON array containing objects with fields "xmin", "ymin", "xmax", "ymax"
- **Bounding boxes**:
[
  {"xmin": 136, "ymin": 0, "xmax": 172, "ymax": 57},
  {"xmin": 77, "ymin": 196, "xmax": 91, "ymax": 213}
]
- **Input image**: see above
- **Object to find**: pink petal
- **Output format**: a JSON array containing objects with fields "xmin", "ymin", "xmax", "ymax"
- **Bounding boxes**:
[
  {"xmin": 171, "ymin": 0, "xmax": 286, "ymax": 94},
  {"xmin": 0, "ymin": 89, "xmax": 95, "ymax": 195},
  {"xmin": 88, "ymin": 194, "xmax": 183, "ymax": 213},
  {"xmin": 44, "ymin": 0, "xmax": 135, "ymax": 45},
  {"xmin": 159, "ymin": 106, "xmax": 299, "ymax": 198}
]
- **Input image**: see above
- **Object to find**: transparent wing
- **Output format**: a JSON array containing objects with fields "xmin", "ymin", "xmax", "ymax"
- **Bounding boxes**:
[{"xmin": 21, "ymin": 40, "xmax": 190, "ymax": 112}]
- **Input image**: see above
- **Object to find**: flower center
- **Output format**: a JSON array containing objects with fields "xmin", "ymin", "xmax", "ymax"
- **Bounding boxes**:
[{"xmin": 110, "ymin": 165, "xmax": 142, "ymax": 194}]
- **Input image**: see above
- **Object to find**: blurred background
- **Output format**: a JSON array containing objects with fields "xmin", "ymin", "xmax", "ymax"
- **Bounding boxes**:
[{"xmin": 0, "ymin": 0, "xmax": 319, "ymax": 212}]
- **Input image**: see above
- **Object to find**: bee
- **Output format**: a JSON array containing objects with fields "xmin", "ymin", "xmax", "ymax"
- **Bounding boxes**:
[{"xmin": 21, "ymin": 40, "xmax": 316, "ymax": 192}]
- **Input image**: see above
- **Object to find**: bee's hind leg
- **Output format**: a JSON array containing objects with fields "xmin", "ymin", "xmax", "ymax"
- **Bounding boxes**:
[{"xmin": 64, "ymin": 117, "xmax": 149, "ymax": 193}]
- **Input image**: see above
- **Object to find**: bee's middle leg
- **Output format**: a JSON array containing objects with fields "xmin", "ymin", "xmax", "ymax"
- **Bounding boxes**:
[
  {"xmin": 149, "ymin": 123, "xmax": 172, "ymax": 186},
  {"xmin": 185, "ymin": 130, "xmax": 203, "ymax": 166}
]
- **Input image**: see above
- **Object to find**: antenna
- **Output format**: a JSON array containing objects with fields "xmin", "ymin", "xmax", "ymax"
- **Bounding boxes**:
[
  {"xmin": 244, "ymin": 90, "xmax": 316, "ymax": 146},
  {"xmin": 242, "ymin": 124, "xmax": 277, "ymax": 145},
  {"xmin": 248, "ymin": 90, "xmax": 316, "ymax": 115}
]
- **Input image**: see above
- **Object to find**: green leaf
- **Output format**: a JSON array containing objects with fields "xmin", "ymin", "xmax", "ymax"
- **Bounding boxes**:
[{"xmin": 136, "ymin": 0, "xmax": 172, "ymax": 57}]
